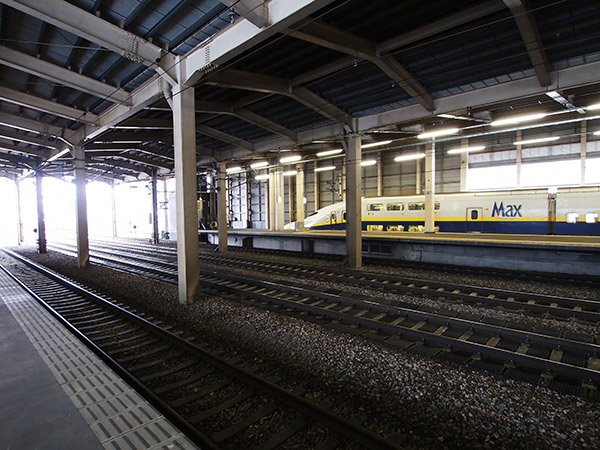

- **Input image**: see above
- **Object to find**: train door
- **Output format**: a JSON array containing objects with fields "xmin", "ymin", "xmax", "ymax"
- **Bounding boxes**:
[
  {"xmin": 466, "ymin": 207, "xmax": 483, "ymax": 232},
  {"xmin": 547, "ymin": 193, "xmax": 557, "ymax": 235}
]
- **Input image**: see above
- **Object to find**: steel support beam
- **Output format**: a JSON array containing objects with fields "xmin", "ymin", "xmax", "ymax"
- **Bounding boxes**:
[
  {"xmin": 35, "ymin": 169, "xmax": 46, "ymax": 253},
  {"xmin": 345, "ymin": 133, "xmax": 361, "ymax": 268},
  {"xmin": 206, "ymin": 68, "xmax": 352, "ymax": 129},
  {"xmin": 73, "ymin": 145, "xmax": 89, "ymax": 267},
  {"xmin": 0, "ymin": 127, "xmax": 61, "ymax": 149},
  {"xmin": 69, "ymin": 76, "xmax": 165, "ymax": 144},
  {"xmin": 0, "ymin": 86, "xmax": 98, "ymax": 124},
  {"xmin": 196, "ymin": 124, "xmax": 255, "ymax": 151},
  {"xmin": 286, "ymin": 20, "xmax": 434, "ymax": 111},
  {"xmin": 217, "ymin": 162, "xmax": 228, "ymax": 253},
  {"xmin": 0, "ymin": 46, "xmax": 131, "ymax": 104},
  {"xmin": 172, "ymin": 59, "xmax": 200, "ymax": 305},
  {"xmin": 424, "ymin": 142, "xmax": 435, "ymax": 233},
  {"xmin": 0, "ymin": 111, "xmax": 65, "ymax": 140},
  {"xmin": 1, "ymin": 0, "xmax": 177, "ymax": 81},
  {"xmin": 271, "ymin": 163, "xmax": 285, "ymax": 230},
  {"xmin": 151, "ymin": 170, "xmax": 159, "ymax": 244},
  {"xmin": 295, "ymin": 165, "xmax": 305, "ymax": 229},
  {"xmin": 185, "ymin": 0, "xmax": 336, "ymax": 86},
  {"xmin": 503, "ymin": 0, "xmax": 551, "ymax": 87},
  {"xmin": 219, "ymin": 0, "xmax": 269, "ymax": 28},
  {"xmin": 0, "ymin": 140, "xmax": 49, "ymax": 158}
]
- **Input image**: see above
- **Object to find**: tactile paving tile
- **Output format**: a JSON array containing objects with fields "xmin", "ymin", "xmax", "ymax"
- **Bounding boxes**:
[{"xmin": 0, "ymin": 269, "xmax": 199, "ymax": 450}]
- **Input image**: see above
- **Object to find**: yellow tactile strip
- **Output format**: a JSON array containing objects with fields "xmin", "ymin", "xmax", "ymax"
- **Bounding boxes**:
[{"xmin": 0, "ymin": 269, "xmax": 198, "ymax": 450}]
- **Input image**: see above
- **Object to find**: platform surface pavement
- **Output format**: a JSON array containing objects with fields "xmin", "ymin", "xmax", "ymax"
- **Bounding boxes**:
[{"xmin": 0, "ymin": 267, "xmax": 199, "ymax": 450}]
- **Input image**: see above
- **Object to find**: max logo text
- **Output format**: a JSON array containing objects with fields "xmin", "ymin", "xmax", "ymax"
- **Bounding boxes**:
[{"xmin": 491, "ymin": 202, "xmax": 522, "ymax": 217}]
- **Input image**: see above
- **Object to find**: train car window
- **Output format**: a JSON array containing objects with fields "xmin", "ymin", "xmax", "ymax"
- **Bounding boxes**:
[
  {"xmin": 471, "ymin": 210, "xmax": 479, "ymax": 220},
  {"xmin": 586, "ymin": 213, "xmax": 598, "ymax": 224},
  {"xmin": 387, "ymin": 203, "xmax": 404, "ymax": 211},
  {"xmin": 566, "ymin": 212, "xmax": 579, "ymax": 224},
  {"xmin": 343, "ymin": 211, "xmax": 347, "ymax": 221},
  {"xmin": 408, "ymin": 202, "xmax": 439, "ymax": 211},
  {"xmin": 367, "ymin": 203, "xmax": 384, "ymax": 211}
]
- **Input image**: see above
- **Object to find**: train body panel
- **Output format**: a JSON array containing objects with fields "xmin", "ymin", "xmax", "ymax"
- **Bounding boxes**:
[{"xmin": 286, "ymin": 187, "xmax": 600, "ymax": 236}]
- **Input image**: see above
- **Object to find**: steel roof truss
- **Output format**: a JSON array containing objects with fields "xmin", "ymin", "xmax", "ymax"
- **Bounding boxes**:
[{"xmin": 0, "ymin": 46, "xmax": 131, "ymax": 105}]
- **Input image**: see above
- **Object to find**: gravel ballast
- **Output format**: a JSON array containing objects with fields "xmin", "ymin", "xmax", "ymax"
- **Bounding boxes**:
[{"xmin": 8, "ymin": 245, "xmax": 600, "ymax": 449}]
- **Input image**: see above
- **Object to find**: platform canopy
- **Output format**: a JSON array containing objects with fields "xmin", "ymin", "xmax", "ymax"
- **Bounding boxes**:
[{"xmin": 0, "ymin": 0, "xmax": 599, "ymax": 179}]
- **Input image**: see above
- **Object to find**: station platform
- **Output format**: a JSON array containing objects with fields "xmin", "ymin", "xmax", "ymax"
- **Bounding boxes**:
[
  {"xmin": 0, "ymin": 267, "xmax": 199, "ymax": 450},
  {"xmin": 200, "ymin": 229, "xmax": 600, "ymax": 276}
]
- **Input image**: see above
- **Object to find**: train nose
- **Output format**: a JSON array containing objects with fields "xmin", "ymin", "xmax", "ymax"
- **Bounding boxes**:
[{"xmin": 284, "ymin": 222, "xmax": 296, "ymax": 230}]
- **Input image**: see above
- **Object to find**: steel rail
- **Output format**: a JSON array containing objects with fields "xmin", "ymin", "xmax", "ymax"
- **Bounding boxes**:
[{"xmin": 1, "ymin": 249, "xmax": 403, "ymax": 450}]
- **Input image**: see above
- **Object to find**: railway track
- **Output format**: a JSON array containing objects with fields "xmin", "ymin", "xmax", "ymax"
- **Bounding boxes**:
[
  {"xmin": 53, "ymin": 239, "xmax": 600, "ymax": 323},
  {"xmin": 1, "ymin": 249, "xmax": 403, "ymax": 449},
  {"xmin": 45, "ymin": 241, "xmax": 600, "ymax": 396}
]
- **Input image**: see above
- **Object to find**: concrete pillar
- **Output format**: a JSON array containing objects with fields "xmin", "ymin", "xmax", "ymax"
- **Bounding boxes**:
[
  {"xmin": 110, "ymin": 181, "xmax": 118, "ymax": 239},
  {"xmin": 217, "ymin": 162, "xmax": 228, "ymax": 253},
  {"xmin": 416, "ymin": 151, "xmax": 422, "ymax": 195},
  {"xmin": 273, "ymin": 165, "xmax": 285, "ymax": 230},
  {"xmin": 287, "ymin": 174, "xmax": 294, "ymax": 222},
  {"xmin": 151, "ymin": 170, "xmax": 159, "ymax": 244},
  {"xmin": 459, "ymin": 138, "xmax": 468, "ymax": 192},
  {"xmin": 377, "ymin": 151, "xmax": 383, "ymax": 196},
  {"xmin": 35, "ymin": 169, "xmax": 47, "ymax": 253},
  {"xmin": 73, "ymin": 145, "xmax": 89, "ymax": 266},
  {"xmin": 162, "ymin": 179, "xmax": 170, "ymax": 238},
  {"xmin": 424, "ymin": 142, "xmax": 436, "ymax": 233},
  {"xmin": 516, "ymin": 130, "xmax": 522, "ymax": 189},
  {"xmin": 172, "ymin": 70, "xmax": 200, "ymax": 305},
  {"xmin": 581, "ymin": 121, "xmax": 587, "ymax": 185},
  {"xmin": 346, "ymin": 134, "xmax": 362, "ymax": 268},
  {"xmin": 313, "ymin": 162, "xmax": 320, "ymax": 212},
  {"xmin": 15, "ymin": 178, "xmax": 23, "ymax": 244},
  {"xmin": 341, "ymin": 161, "xmax": 347, "ymax": 202},
  {"xmin": 295, "ymin": 166, "xmax": 305, "ymax": 229}
]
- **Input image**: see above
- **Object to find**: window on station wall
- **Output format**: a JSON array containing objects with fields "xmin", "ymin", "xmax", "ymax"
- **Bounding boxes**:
[
  {"xmin": 521, "ymin": 160, "xmax": 580, "ymax": 188},
  {"xmin": 467, "ymin": 165, "xmax": 517, "ymax": 190},
  {"xmin": 585, "ymin": 158, "xmax": 600, "ymax": 184}
]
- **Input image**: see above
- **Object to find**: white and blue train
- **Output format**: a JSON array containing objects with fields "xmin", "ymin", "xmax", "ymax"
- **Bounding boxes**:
[{"xmin": 286, "ymin": 187, "xmax": 600, "ymax": 235}]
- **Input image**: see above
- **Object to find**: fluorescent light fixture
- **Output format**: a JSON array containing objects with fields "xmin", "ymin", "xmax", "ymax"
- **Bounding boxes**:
[
  {"xmin": 250, "ymin": 161, "xmax": 268, "ymax": 169},
  {"xmin": 513, "ymin": 136, "xmax": 560, "ymax": 145},
  {"xmin": 594, "ymin": 131, "xmax": 600, "ymax": 136},
  {"xmin": 360, "ymin": 159, "xmax": 377, "ymax": 167},
  {"xmin": 361, "ymin": 140, "xmax": 392, "ymax": 149},
  {"xmin": 255, "ymin": 174, "xmax": 270, "ymax": 181},
  {"xmin": 490, "ymin": 113, "xmax": 546, "ymax": 127},
  {"xmin": 586, "ymin": 103, "xmax": 600, "ymax": 111},
  {"xmin": 316, "ymin": 148, "xmax": 343, "ymax": 157},
  {"xmin": 417, "ymin": 128, "xmax": 459, "ymax": 139},
  {"xmin": 283, "ymin": 170, "xmax": 298, "ymax": 176},
  {"xmin": 226, "ymin": 166, "xmax": 243, "ymax": 173},
  {"xmin": 280, "ymin": 155, "xmax": 301, "ymax": 164},
  {"xmin": 47, "ymin": 148, "xmax": 70, "ymax": 162},
  {"xmin": 447, "ymin": 145, "xmax": 486, "ymax": 155},
  {"xmin": 314, "ymin": 165, "xmax": 336, "ymax": 172},
  {"xmin": 394, "ymin": 153, "xmax": 426, "ymax": 162}
]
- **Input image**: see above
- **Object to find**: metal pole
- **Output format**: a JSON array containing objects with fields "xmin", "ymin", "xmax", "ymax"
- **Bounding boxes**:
[
  {"xmin": 217, "ymin": 162, "xmax": 228, "ymax": 253},
  {"xmin": 151, "ymin": 170, "xmax": 159, "ymax": 244},
  {"xmin": 295, "ymin": 165, "xmax": 305, "ymax": 229},
  {"xmin": 346, "ymin": 133, "xmax": 362, "ymax": 268},
  {"xmin": 172, "ymin": 60, "xmax": 200, "ymax": 305},
  {"xmin": 35, "ymin": 169, "xmax": 47, "ymax": 253},
  {"xmin": 424, "ymin": 141, "xmax": 436, "ymax": 233},
  {"xmin": 15, "ymin": 177, "xmax": 23, "ymax": 244},
  {"xmin": 73, "ymin": 145, "xmax": 89, "ymax": 266}
]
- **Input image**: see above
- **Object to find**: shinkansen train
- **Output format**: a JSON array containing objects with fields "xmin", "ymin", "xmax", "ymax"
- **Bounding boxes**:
[{"xmin": 285, "ymin": 187, "xmax": 600, "ymax": 235}]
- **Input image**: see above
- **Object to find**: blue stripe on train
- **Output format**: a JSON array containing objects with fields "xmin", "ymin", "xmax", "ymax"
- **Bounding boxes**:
[{"xmin": 310, "ymin": 221, "xmax": 599, "ymax": 236}]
